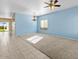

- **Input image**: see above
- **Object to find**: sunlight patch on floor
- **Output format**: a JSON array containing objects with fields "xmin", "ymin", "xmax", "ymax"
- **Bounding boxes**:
[{"xmin": 27, "ymin": 35, "xmax": 43, "ymax": 44}]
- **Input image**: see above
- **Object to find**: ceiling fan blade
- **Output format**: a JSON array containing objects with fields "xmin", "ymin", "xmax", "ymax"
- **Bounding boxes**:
[
  {"xmin": 54, "ymin": 5, "xmax": 61, "ymax": 7},
  {"xmin": 44, "ymin": 2, "xmax": 49, "ymax": 4},
  {"xmin": 54, "ymin": 0, "xmax": 58, "ymax": 4},
  {"xmin": 44, "ymin": 6, "xmax": 49, "ymax": 8}
]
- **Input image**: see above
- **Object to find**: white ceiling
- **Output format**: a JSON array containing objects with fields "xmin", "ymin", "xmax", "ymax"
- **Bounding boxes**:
[{"xmin": 0, "ymin": 0, "xmax": 78, "ymax": 18}]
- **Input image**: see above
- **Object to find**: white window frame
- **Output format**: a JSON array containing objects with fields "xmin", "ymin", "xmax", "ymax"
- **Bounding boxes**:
[{"xmin": 40, "ymin": 20, "xmax": 48, "ymax": 30}]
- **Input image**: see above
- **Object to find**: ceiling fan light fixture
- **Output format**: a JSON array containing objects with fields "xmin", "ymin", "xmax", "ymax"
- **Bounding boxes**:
[
  {"xmin": 48, "ymin": 6, "xmax": 55, "ymax": 10},
  {"xmin": 32, "ymin": 16, "xmax": 35, "ymax": 21},
  {"xmin": 32, "ymin": 15, "xmax": 37, "ymax": 21},
  {"xmin": 32, "ymin": 12, "xmax": 37, "ymax": 21}
]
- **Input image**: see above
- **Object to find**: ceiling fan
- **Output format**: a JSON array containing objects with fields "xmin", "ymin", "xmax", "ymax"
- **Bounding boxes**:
[{"xmin": 44, "ymin": 0, "xmax": 61, "ymax": 10}]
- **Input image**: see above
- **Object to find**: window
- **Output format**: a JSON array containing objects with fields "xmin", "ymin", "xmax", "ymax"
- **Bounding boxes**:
[
  {"xmin": 0, "ymin": 22, "xmax": 9, "ymax": 32},
  {"xmin": 40, "ymin": 20, "xmax": 48, "ymax": 30}
]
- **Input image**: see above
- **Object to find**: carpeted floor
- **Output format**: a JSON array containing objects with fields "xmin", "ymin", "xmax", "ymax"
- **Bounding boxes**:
[{"xmin": 20, "ymin": 33, "xmax": 78, "ymax": 59}]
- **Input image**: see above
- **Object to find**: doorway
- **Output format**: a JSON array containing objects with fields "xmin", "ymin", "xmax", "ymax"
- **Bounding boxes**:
[{"xmin": 0, "ymin": 18, "xmax": 15, "ymax": 35}]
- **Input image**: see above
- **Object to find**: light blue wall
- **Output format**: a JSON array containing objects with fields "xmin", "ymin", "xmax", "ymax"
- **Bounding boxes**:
[
  {"xmin": 37, "ymin": 6, "xmax": 78, "ymax": 39},
  {"xmin": 15, "ymin": 13, "xmax": 37, "ymax": 35}
]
